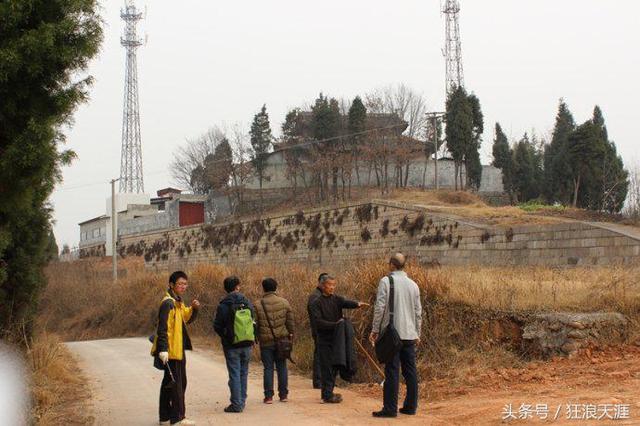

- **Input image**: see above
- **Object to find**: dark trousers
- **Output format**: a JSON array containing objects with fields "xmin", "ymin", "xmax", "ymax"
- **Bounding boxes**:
[
  {"xmin": 159, "ymin": 359, "xmax": 187, "ymax": 424},
  {"xmin": 383, "ymin": 341, "xmax": 418, "ymax": 413},
  {"xmin": 312, "ymin": 336, "xmax": 322, "ymax": 388},
  {"xmin": 260, "ymin": 346, "xmax": 288, "ymax": 398},
  {"xmin": 318, "ymin": 341, "xmax": 337, "ymax": 400}
]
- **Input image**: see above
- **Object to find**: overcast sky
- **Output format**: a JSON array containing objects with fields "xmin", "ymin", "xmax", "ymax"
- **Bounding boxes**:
[{"xmin": 51, "ymin": 0, "xmax": 640, "ymax": 248}]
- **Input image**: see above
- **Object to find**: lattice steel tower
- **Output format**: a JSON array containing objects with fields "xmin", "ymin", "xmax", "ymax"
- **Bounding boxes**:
[
  {"xmin": 443, "ymin": 0, "xmax": 464, "ymax": 96},
  {"xmin": 119, "ymin": 1, "xmax": 144, "ymax": 193}
]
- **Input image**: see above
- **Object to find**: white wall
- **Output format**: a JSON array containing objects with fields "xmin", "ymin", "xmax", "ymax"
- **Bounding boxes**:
[
  {"xmin": 244, "ymin": 152, "xmax": 505, "ymax": 192},
  {"xmin": 105, "ymin": 193, "xmax": 150, "ymax": 215},
  {"xmin": 79, "ymin": 218, "xmax": 108, "ymax": 249}
]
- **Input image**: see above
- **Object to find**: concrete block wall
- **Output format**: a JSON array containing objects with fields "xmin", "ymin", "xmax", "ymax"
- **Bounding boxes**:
[
  {"xmin": 118, "ymin": 200, "xmax": 640, "ymax": 270},
  {"xmin": 417, "ymin": 221, "xmax": 640, "ymax": 267}
]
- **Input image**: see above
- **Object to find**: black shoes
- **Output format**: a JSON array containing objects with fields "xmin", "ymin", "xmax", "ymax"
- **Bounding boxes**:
[
  {"xmin": 372, "ymin": 407, "xmax": 416, "ymax": 417},
  {"xmin": 223, "ymin": 405, "xmax": 242, "ymax": 413},
  {"xmin": 372, "ymin": 410, "xmax": 397, "ymax": 418},
  {"xmin": 322, "ymin": 393, "xmax": 343, "ymax": 403}
]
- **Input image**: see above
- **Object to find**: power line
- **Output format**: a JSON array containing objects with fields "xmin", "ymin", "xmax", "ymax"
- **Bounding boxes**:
[{"xmin": 56, "ymin": 169, "xmax": 168, "ymax": 192}]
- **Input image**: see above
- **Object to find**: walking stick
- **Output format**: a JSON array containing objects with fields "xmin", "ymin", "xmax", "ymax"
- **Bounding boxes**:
[{"xmin": 354, "ymin": 337, "xmax": 385, "ymax": 387}]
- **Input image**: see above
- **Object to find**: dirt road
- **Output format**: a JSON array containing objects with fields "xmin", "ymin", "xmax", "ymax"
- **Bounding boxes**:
[
  {"xmin": 66, "ymin": 338, "xmax": 442, "ymax": 425},
  {"xmin": 67, "ymin": 338, "xmax": 640, "ymax": 425}
]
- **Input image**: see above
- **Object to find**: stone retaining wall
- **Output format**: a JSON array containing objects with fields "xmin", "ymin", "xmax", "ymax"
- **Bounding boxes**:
[
  {"xmin": 521, "ymin": 312, "xmax": 628, "ymax": 358},
  {"xmin": 118, "ymin": 200, "xmax": 640, "ymax": 271}
]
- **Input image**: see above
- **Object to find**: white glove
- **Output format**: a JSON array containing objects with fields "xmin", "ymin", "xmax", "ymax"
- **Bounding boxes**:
[{"xmin": 159, "ymin": 351, "xmax": 169, "ymax": 364}]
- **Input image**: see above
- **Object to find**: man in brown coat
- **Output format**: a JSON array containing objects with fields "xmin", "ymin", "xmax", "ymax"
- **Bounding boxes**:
[{"xmin": 254, "ymin": 278, "xmax": 295, "ymax": 404}]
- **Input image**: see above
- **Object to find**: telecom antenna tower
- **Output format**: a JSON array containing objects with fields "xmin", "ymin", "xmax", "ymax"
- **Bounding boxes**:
[
  {"xmin": 443, "ymin": 0, "xmax": 464, "ymax": 96},
  {"xmin": 119, "ymin": 0, "xmax": 145, "ymax": 193}
]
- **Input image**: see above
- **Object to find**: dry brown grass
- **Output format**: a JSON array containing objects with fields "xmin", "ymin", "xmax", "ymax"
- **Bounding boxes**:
[
  {"xmin": 40, "ymin": 259, "xmax": 640, "ymax": 391},
  {"xmin": 234, "ymin": 187, "xmax": 640, "ymax": 229},
  {"xmin": 427, "ymin": 264, "xmax": 640, "ymax": 314},
  {"xmin": 389, "ymin": 188, "xmax": 486, "ymax": 207},
  {"xmin": 29, "ymin": 333, "xmax": 93, "ymax": 425}
]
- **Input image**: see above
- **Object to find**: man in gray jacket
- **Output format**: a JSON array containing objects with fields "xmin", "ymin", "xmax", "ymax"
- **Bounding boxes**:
[{"xmin": 369, "ymin": 253, "xmax": 422, "ymax": 418}]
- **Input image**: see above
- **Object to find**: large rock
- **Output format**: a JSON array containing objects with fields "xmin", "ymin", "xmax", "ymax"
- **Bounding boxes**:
[{"xmin": 521, "ymin": 312, "xmax": 628, "ymax": 359}]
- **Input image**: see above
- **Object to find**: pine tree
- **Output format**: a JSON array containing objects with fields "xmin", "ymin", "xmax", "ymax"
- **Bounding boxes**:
[
  {"xmin": 492, "ymin": 123, "xmax": 515, "ymax": 201},
  {"xmin": 282, "ymin": 109, "xmax": 304, "ymax": 142},
  {"xmin": 567, "ymin": 121, "xmax": 603, "ymax": 207},
  {"xmin": 445, "ymin": 87, "xmax": 484, "ymax": 190},
  {"xmin": 512, "ymin": 133, "xmax": 543, "ymax": 202},
  {"xmin": 311, "ymin": 94, "xmax": 340, "ymax": 141},
  {"xmin": 311, "ymin": 94, "xmax": 341, "ymax": 200},
  {"xmin": 209, "ymin": 138, "xmax": 233, "ymax": 191},
  {"xmin": 250, "ymin": 104, "xmax": 273, "ymax": 209},
  {"xmin": 445, "ymin": 86, "xmax": 474, "ymax": 190},
  {"xmin": 466, "ymin": 94, "xmax": 484, "ymax": 189},
  {"xmin": 189, "ymin": 163, "xmax": 208, "ymax": 194},
  {"xmin": 582, "ymin": 106, "xmax": 628, "ymax": 212},
  {"xmin": 544, "ymin": 99, "xmax": 576, "ymax": 204},
  {"xmin": 45, "ymin": 229, "xmax": 59, "ymax": 262},
  {"xmin": 0, "ymin": 0, "xmax": 102, "ymax": 339},
  {"xmin": 348, "ymin": 96, "xmax": 367, "ymax": 185}
]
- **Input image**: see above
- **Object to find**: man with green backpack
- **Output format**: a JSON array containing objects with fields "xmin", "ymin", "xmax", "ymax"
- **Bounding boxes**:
[{"xmin": 213, "ymin": 276, "xmax": 256, "ymax": 413}]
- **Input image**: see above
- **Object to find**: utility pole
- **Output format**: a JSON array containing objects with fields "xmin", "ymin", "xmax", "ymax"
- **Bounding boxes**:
[
  {"xmin": 425, "ymin": 112, "xmax": 445, "ymax": 190},
  {"xmin": 110, "ymin": 178, "xmax": 121, "ymax": 281}
]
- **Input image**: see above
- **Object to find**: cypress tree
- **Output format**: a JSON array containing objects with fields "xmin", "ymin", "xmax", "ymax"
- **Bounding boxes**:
[
  {"xmin": 348, "ymin": 97, "xmax": 367, "ymax": 185},
  {"xmin": 445, "ymin": 86, "xmax": 473, "ymax": 190},
  {"xmin": 512, "ymin": 133, "xmax": 543, "ymax": 202},
  {"xmin": 250, "ymin": 104, "xmax": 273, "ymax": 209},
  {"xmin": 492, "ymin": 123, "xmax": 515, "ymax": 202},
  {"xmin": 582, "ymin": 106, "xmax": 628, "ymax": 212},
  {"xmin": 544, "ymin": 100, "xmax": 576, "ymax": 204},
  {"xmin": 466, "ymin": 94, "xmax": 484, "ymax": 190}
]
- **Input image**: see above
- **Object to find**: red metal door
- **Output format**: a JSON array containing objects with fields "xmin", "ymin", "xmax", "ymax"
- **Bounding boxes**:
[{"xmin": 179, "ymin": 202, "xmax": 205, "ymax": 227}]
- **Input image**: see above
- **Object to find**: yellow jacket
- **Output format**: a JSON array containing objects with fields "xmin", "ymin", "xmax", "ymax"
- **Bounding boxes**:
[{"xmin": 151, "ymin": 290, "xmax": 196, "ymax": 361}]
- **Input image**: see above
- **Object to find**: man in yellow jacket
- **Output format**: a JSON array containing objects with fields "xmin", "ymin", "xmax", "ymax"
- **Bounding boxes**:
[{"xmin": 151, "ymin": 271, "xmax": 200, "ymax": 425}]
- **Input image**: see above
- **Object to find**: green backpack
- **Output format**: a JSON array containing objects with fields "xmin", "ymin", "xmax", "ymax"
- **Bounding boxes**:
[{"xmin": 231, "ymin": 303, "xmax": 255, "ymax": 344}]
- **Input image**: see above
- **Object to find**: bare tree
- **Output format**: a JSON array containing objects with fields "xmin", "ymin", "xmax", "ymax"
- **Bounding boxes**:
[
  {"xmin": 393, "ymin": 136, "xmax": 419, "ymax": 188},
  {"xmin": 365, "ymin": 84, "xmax": 428, "ymax": 138},
  {"xmin": 361, "ymin": 130, "xmax": 395, "ymax": 195},
  {"xmin": 228, "ymin": 123, "xmax": 253, "ymax": 210},
  {"xmin": 170, "ymin": 127, "xmax": 227, "ymax": 192},
  {"xmin": 365, "ymin": 84, "xmax": 429, "ymax": 188}
]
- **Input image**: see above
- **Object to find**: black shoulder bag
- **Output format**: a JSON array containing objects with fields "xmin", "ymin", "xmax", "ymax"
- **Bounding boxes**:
[
  {"xmin": 261, "ymin": 299, "xmax": 294, "ymax": 363},
  {"xmin": 374, "ymin": 275, "xmax": 403, "ymax": 363}
]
